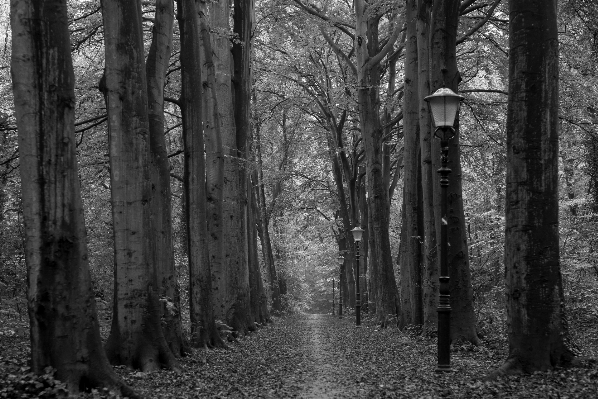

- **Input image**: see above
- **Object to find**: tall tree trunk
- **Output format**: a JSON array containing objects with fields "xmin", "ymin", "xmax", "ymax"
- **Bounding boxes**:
[
  {"xmin": 178, "ymin": 0, "xmax": 223, "ymax": 348},
  {"xmin": 146, "ymin": 0, "xmax": 187, "ymax": 357},
  {"xmin": 10, "ymin": 0, "xmax": 134, "ymax": 394},
  {"xmin": 210, "ymin": 0, "xmax": 254, "ymax": 333},
  {"xmin": 355, "ymin": 0, "xmax": 400, "ymax": 326},
  {"xmin": 101, "ymin": 0, "xmax": 177, "ymax": 371},
  {"xmin": 248, "ymin": 175, "xmax": 269, "ymax": 323},
  {"xmin": 429, "ymin": 0, "xmax": 478, "ymax": 344},
  {"xmin": 359, "ymin": 175, "xmax": 371, "ymax": 313},
  {"xmin": 417, "ymin": 0, "xmax": 438, "ymax": 334},
  {"xmin": 399, "ymin": 0, "xmax": 423, "ymax": 329},
  {"xmin": 495, "ymin": 0, "xmax": 576, "ymax": 374},
  {"xmin": 233, "ymin": 0, "xmax": 262, "ymax": 327},
  {"xmin": 254, "ymin": 120, "xmax": 282, "ymax": 312}
]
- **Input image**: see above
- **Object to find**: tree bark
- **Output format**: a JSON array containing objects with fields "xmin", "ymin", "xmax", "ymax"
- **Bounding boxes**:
[
  {"xmin": 248, "ymin": 175, "xmax": 269, "ymax": 323},
  {"xmin": 417, "ymin": 0, "xmax": 439, "ymax": 334},
  {"xmin": 101, "ymin": 0, "xmax": 177, "ymax": 371},
  {"xmin": 429, "ymin": 0, "xmax": 478, "ymax": 344},
  {"xmin": 354, "ymin": 0, "xmax": 400, "ymax": 326},
  {"xmin": 254, "ymin": 122, "xmax": 282, "ymax": 312},
  {"xmin": 146, "ymin": 0, "xmax": 187, "ymax": 357},
  {"xmin": 10, "ymin": 0, "xmax": 135, "ymax": 394},
  {"xmin": 210, "ymin": 0, "xmax": 254, "ymax": 333},
  {"xmin": 177, "ymin": 0, "xmax": 223, "ymax": 348},
  {"xmin": 233, "ymin": 0, "xmax": 264, "ymax": 327},
  {"xmin": 494, "ymin": 0, "xmax": 576, "ymax": 374},
  {"xmin": 399, "ymin": 0, "xmax": 424, "ymax": 329}
]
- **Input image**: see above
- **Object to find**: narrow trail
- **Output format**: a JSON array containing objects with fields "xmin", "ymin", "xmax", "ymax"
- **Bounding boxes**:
[{"xmin": 298, "ymin": 314, "xmax": 357, "ymax": 398}]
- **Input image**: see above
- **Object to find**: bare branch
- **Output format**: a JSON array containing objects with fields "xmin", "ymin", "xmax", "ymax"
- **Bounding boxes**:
[
  {"xmin": 457, "ymin": 0, "xmax": 502, "ymax": 45},
  {"xmin": 291, "ymin": 0, "xmax": 355, "ymax": 40},
  {"xmin": 320, "ymin": 27, "xmax": 357, "ymax": 76},
  {"xmin": 365, "ymin": 23, "xmax": 403, "ymax": 70}
]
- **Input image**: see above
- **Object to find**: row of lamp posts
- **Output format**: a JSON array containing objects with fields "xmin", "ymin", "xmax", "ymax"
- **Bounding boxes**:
[{"xmin": 334, "ymin": 87, "xmax": 462, "ymax": 372}]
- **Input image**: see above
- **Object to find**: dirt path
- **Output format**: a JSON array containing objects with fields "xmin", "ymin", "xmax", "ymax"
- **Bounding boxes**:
[{"xmin": 298, "ymin": 314, "xmax": 359, "ymax": 398}]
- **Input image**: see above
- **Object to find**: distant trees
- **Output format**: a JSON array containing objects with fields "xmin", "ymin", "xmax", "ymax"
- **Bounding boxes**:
[{"xmin": 284, "ymin": 0, "xmax": 403, "ymax": 326}]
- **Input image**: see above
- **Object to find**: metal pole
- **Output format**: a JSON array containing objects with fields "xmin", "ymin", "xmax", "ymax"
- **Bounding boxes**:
[
  {"xmin": 355, "ymin": 241, "xmax": 361, "ymax": 326},
  {"xmin": 436, "ymin": 128, "xmax": 452, "ymax": 372}
]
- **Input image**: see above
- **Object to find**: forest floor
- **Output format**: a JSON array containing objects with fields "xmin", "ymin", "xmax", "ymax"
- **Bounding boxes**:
[{"xmin": 1, "ymin": 313, "xmax": 598, "ymax": 398}]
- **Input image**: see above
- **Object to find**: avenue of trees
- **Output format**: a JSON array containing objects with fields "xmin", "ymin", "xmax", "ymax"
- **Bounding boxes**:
[{"xmin": 1, "ymin": 0, "xmax": 597, "ymax": 394}]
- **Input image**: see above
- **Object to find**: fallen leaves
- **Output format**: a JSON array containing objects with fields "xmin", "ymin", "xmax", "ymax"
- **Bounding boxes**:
[{"xmin": 1, "ymin": 313, "xmax": 597, "ymax": 398}]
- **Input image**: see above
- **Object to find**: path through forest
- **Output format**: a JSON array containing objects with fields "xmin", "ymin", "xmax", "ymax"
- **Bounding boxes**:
[{"xmin": 297, "ymin": 314, "xmax": 359, "ymax": 397}]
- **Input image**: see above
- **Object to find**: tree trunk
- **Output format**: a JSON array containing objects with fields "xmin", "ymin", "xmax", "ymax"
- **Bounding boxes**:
[
  {"xmin": 354, "ymin": 0, "xmax": 400, "ymax": 326},
  {"xmin": 210, "ymin": 0, "xmax": 254, "ymax": 333},
  {"xmin": 178, "ymin": 0, "xmax": 223, "ymax": 348},
  {"xmin": 10, "ymin": 0, "xmax": 135, "ymax": 394},
  {"xmin": 399, "ymin": 0, "xmax": 424, "ymax": 329},
  {"xmin": 101, "ymin": 0, "xmax": 177, "ymax": 371},
  {"xmin": 146, "ymin": 0, "xmax": 187, "ymax": 357},
  {"xmin": 417, "ymin": 0, "xmax": 438, "ymax": 334},
  {"xmin": 359, "ymin": 176, "xmax": 371, "ymax": 314},
  {"xmin": 248, "ymin": 175, "xmax": 269, "ymax": 324},
  {"xmin": 495, "ymin": 0, "xmax": 576, "ymax": 374},
  {"xmin": 254, "ymin": 118, "xmax": 282, "ymax": 312},
  {"xmin": 429, "ymin": 0, "xmax": 479, "ymax": 344}
]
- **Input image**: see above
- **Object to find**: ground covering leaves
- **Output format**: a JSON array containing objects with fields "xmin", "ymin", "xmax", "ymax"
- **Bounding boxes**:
[{"xmin": 1, "ymin": 313, "xmax": 597, "ymax": 398}]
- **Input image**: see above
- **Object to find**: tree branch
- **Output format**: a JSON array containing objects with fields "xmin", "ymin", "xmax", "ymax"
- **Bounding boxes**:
[
  {"xmin": 164, "ymin": 96, "xmax": 181, "ymax": 107},
  {"xmin": 365, "ymin": 23, "xmax": 403, "ymax": 70},
  {"xmin": 291, "ymin": 0, "xmax": 355, "ymax": 40},
  {"xmin": 320, "ymin": 27, "xmax": 357, "ymax": 76},
  {"xmin": 457, "ymin": 0, "xmax": 502, "ymax": 45}
]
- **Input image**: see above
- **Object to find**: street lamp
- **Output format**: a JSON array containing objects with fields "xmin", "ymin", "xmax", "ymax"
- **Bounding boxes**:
[
  {"xmin": 351, "ymin": 226, "xmax": 364, "ymax": 326},
  {"xmin": 424, "ymin": 87, "xmax": 463, "ymax": 372},
  {"xmin": 337, "ymin": 254, "xmax": 345, "ymax": 318}
]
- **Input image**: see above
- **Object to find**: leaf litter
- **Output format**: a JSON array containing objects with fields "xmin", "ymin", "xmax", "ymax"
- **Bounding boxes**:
[{"xmin": 1, "ymin": 313, "xmax": 597, "ymax": 398}]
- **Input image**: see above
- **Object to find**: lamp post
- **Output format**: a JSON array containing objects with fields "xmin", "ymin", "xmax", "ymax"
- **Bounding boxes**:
[
  {"xmin": 337, "ymin": 254, "xmax": 344, "ymax": 318},
  {"xmin": 351, "ymin": 226, "xmax": 364, "ymax": 326},
  {"xmin": 424, "ymin": 87, "xmax": 464, "ymax": 372}
]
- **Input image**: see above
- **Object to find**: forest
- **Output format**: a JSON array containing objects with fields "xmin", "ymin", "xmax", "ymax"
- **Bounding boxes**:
[{"xmin": 0, "ymin": 0, "xmax": 597, "ymax": 397}]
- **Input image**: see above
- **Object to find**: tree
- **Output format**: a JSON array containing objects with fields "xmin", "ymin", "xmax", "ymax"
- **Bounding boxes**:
[
  {"xmin": 177, "ymin": 0, "xmax": 224, "ymax": 348},
  {"xmin": 399, "ymin": 0, "xmax": 424, "ymax": 328},
  {"xmin": 496, "ymin": 0, "xmax": 577, "ymax": 374},
  {"xmin": 354, "ymin": 0, "xmax": 401, "ymax": 325},
  {"xmin": 399, "ymin": 0, "xmax": 486, "ymax": 342},
  {"xmin": 101, "ymin": 0, "xmax": 177, "ymax": 370},
  {"xmin": 429, "ymin": 0, "xmax": 479, "ymax": 344},
  {"xmin": 209, "ymin": 0, "xmax": 254, "ymax": 333},
  {"xmin": 10, "ymin": 0, "xmax": 134, "ymax": 394},
  {"xmin": 146, "ymin": 0, "xmax": 187, "ymax": 357},
  {"xmin": 233, "ymin": 0, "xmax": 269, "ymax": 324}
]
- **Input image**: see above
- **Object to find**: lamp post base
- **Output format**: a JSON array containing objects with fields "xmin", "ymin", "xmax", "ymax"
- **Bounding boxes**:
[{"xmin": 435, "ymin": 364, "xmax": 452, "ymax": 373}]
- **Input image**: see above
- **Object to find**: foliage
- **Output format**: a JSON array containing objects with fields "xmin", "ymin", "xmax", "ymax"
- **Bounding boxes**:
[{"xmin": 0, "ymin": 368, "xmax": 68, "ymax": 399}]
